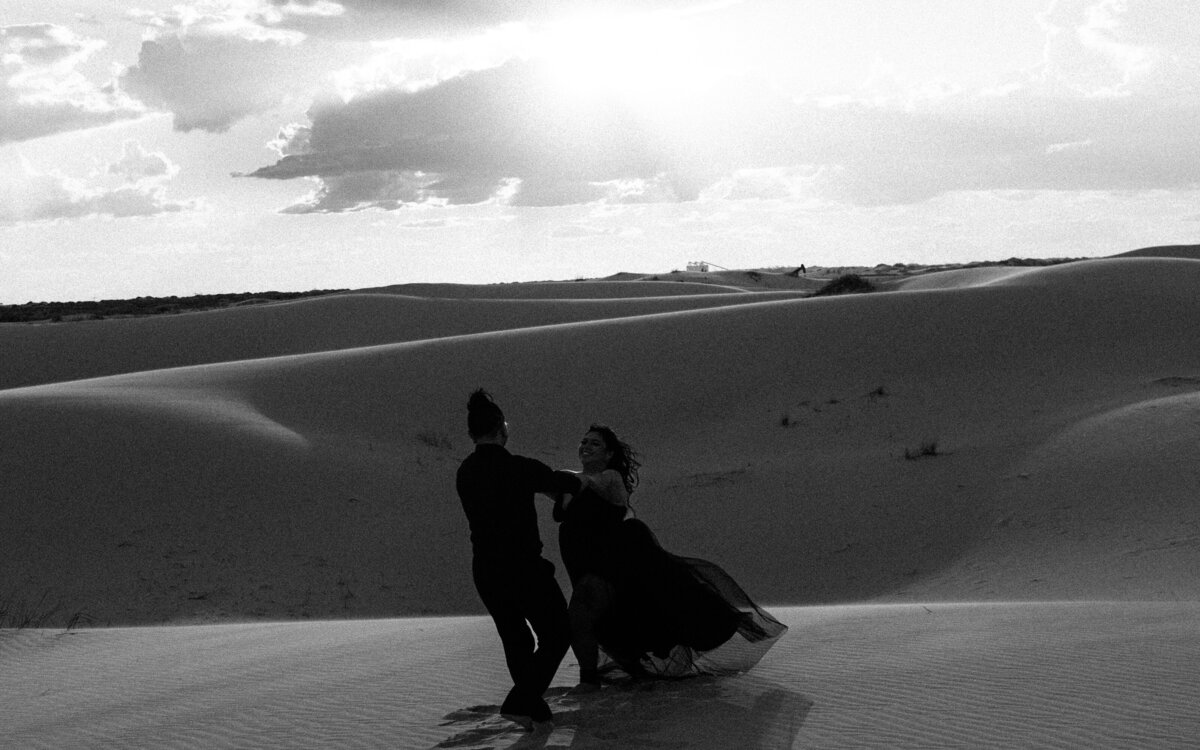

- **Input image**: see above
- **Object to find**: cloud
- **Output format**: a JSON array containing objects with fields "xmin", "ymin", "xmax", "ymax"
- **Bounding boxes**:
[
  {"xmin": 246, "ymin": 57, "xmax": 705, "ymax": 206},
  {"xmin": 270, "ymin": 0, "xmax": 714, "ymax": 39},
  {"xmin": 280, "ymin": 171, "xmax": 445, "ymax": 213},
  {"xmin": 276, "ymin": 172, "xmax": 689, "ymax": 213},
  {"xmin": 1045, "ymin": 138, "xmax": 1094, "ymax": 155},
  {"xmin": 0, "ymin": 140, "xmax": 195, "ymax": 223},
  {"xmin": 122, "ymin": 34, "xmax": 301, "ymax": 132},
  {"xmin": 548, "ymin": 222, "xmax": 643, "ymax": 239},
  {"xmin": 588, "ymin": 176, "xmax": 686, "ymax": 205},
  {"xmin": 1037, "ymin": 0, "xmax": 1153, "ymax": 95},
  {"xmin": 701, "ymin": 168, "xmax": 821, "ymax": 202},
  {"xmin": 239, "ymin": 1, "xmax": 1200, "ymax": 210},
  {"xmin": 109, "ymin": 139, "xmax": 180, "ymax": 181},
  {"xmin": 0, "ymin": 24, "xmax": 145, "ymax": 143},
  {"xmin": 243, "ymin": 58, "xmax": 1011, "ymax": 207},
  {"xmin": 119, "ymin": 2, "xmax": 345, "ymax": 133},
  {"xmin": 115, "ymin": 0, "xmax": 707, "ymax": 132},
  {"xmin": 0, "ymin": 172, "xmax": 192, "ymax": 223},
  {"xmin": 1037, "ymin": 0, "xmax": 1200, "ymax": 96},
  {"xmin": 251, "ymin": 53, "xmax": 1200, "ymax": 207}
]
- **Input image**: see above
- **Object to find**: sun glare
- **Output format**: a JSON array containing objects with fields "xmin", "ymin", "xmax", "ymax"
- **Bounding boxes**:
[{"xmin": 536, "ymin": 10, "xmax": 738, "ymax": 108}]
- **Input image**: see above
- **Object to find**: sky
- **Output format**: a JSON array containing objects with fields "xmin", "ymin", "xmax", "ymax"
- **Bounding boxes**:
[{"xmin": 2, "ymin": 0, "xmax": 1200, "ymax": 302}]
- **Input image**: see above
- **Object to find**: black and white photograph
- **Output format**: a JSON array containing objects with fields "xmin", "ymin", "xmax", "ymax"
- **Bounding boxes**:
[{"xmin": 3, "ymin": 1, "xmax": 1200, "ymax": 747}]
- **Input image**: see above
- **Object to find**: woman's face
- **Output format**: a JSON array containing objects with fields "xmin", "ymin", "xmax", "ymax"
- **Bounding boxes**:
[{"xmin": 578, "ymin": 431, "xmax": 613, "ymax": 468}]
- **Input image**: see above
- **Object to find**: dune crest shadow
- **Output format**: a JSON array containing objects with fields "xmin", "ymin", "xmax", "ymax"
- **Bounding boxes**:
[{"xmin": 433, "ymin": 674, "xmax": 811, "ymax": 749}]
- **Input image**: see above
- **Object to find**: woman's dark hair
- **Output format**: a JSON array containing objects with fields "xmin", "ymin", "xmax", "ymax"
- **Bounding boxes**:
[
  {"xmin": 587, "ymin": 423, "xmax": 641, "ymax": 495},
  {"xmin": 467, "ymin": 389, "xmax": 505, "ymax": 439}
]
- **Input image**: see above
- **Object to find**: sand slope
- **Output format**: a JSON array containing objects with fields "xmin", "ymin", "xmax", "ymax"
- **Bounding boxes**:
[
  {"xmin": 6, "ymin": 255, "xmax": 1200, "ymax": 748},
  {"xmin": 1114, "ymin": 243, "xmax": 1200, "ymax": 260},
  {"xmin": 366, "ymin": 271, "xmax": 823, "ymax": 297},
  {"xmin": 5, "ymin": 603, "xmax": 1199, "ymax": 749},
  {"xmin": 358, "ymin": 279, "xmax": 751, "ymax": 298},
  {"xmin": 0, "ymin": 290, "xmax": 809, "ymax": 389},
  {"xmin": 3, "ymin": 257, "xmax": 1200, "ymax": 625}
]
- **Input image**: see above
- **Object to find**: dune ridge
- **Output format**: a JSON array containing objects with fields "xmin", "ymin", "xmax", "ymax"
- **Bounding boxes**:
[
  {"xmin": 357, "ymin": 279, "xmax": 754, "ymax": 298},
  {"xmin": 1114, "ymin": 243, "xmax": 1200, "ymax": 260},
  {"xmin": 6, "ymin": 255, "xmax": 1200, "ymax": 747},
  {"xmin": 0, "ymin": 290, "xmax": 812, "ymax": 390},
  {"xmin": 4, "ymin": 257, "xmax": 1200, "ymax": 625}
]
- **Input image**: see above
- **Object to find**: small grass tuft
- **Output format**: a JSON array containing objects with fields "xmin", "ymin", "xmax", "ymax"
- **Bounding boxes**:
[
  {"xmin": 64, "ymin": 611, "xmax": 97, "ymax": 631},
  {"xmin": 904, "ymin": 440, "xmax": 942, "ymax": 460},
  {"xmin": 0, "ymin": 590, "xmax": 93, "ymax": 631},
  {"xmin": 416, "ymin": 431, "xmax": 454, "ymax": 451}
]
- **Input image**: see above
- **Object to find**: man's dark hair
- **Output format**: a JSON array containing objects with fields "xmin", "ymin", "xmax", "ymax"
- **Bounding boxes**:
[{"xmin": 467, "ymin": 388, "xmax": 505, "ymax": 439}]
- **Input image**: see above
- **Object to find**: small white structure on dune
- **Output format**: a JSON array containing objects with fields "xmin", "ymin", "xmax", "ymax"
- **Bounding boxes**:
[{"xmin": 686, "ymin": 261, "xmax": 710, "ymax": 272}]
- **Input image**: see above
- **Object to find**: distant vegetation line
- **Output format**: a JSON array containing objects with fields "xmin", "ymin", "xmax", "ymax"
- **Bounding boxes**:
[
  {"xmin": 0, "ymin": 290, "xmax": 349, "ymax": 323},
  {"xmin": 1, "ymin": 256, "xmax": 1089, "ymax": 323}
]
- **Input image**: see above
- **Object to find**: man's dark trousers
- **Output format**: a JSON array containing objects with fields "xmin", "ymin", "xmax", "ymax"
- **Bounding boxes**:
[{"xmin": 473, "ymin": 554, "xmax": 570, "ymax": 721}]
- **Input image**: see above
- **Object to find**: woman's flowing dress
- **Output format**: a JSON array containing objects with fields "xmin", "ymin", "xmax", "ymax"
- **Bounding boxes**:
[{"xmin": 556, "ymin": 488, "xmax": 787, "ymax": 677}]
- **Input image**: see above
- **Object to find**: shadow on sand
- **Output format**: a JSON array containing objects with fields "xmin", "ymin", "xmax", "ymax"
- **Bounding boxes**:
[{"xmin": 433, "ymin": 673, "xmax": 812, "ymax": 749}]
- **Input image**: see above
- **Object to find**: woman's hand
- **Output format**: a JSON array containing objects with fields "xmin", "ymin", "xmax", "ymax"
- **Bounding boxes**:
[{"xmin": 552, "ymin": 492, "xmax": 576, "ymax": 522}]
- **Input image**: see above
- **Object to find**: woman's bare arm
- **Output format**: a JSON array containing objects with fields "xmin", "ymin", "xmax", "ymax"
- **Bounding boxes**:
[{"xmin": 588, "ymin": 470, "xmax": 628, "ymax": 508}]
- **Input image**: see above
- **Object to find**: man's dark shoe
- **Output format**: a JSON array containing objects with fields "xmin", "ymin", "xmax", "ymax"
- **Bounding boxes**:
[
  {"xmin": 527, "ymin": 697, "xmax": 552, "ymax": 723},
  {"xmin": 570, "ymin": 667, "xmax": 602, "ymax": 694},
  {"xmin": 500, "ymin": 711, "xmax": 533, "ymax": 731},
  {"xmin": 500, "ymin": 694, "xmax": 551, "ymax": 730}
]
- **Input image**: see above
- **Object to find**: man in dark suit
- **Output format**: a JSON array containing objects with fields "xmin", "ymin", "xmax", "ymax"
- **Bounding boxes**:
[{"xmin": 456, "ymin": 389, "xmax": 579, "ymax": 729}]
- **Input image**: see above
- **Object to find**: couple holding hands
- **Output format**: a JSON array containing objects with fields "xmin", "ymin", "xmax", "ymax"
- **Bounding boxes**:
[{"xmin": 455, "ymin": 389, "xmax": 785, "ymax": 731}]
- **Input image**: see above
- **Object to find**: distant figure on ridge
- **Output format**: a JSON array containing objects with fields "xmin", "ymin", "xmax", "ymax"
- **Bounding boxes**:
[
  {"xmin": 552, "ymin": 424, "xmax": 787, "ymax": 691},
  {"xmin": 455, "ymin": 389, "xmax": 582, "ymax": 730}
]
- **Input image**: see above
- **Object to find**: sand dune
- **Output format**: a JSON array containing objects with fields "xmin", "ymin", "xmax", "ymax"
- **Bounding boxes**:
[
  {"xmin": 5, "ymin": 603, "xmax": 1199, "ymax": 749},
  {"xmin": 0, "ymin": 289, "xmax": 809, "ymax": 389},
  {"xmin": 892, "ymin": 254, "xmax": 1200, "ymax": 291},
  {"xmin": 1114, "ymin": 243, "xmax": 1200, "ymax": 260},
  {"xmin": 610, "ymin": 268, "xmax": 829, "ymax": 292},
  {"xmin": 4, "ymin": 256, "xmax": 1200, "ymax": 624},
  {"xmin": 367, "ymin": 270, "xmax": 822, "ymax": 297},
  {"xmin": 359, "ymin": 279, "xmax": 752, "ymax": 298},
  {"xmin": 889, "ymin": 265, "xmax": 1032, "ymax": 290},
  {"xmin": 5, "ymin": 255, "xmax": 1200, "ymax": 747}
]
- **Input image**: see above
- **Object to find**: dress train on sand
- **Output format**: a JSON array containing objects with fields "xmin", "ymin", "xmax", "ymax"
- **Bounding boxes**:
[{"xmin": 557, "ymin": 489, "xmax": 787, "ymax": 678}]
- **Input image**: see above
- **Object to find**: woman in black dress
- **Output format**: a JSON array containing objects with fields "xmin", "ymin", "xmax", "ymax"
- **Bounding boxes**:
[{"xmin": 554, "ymin": 424, "xmax": 786, "ymax": 689}]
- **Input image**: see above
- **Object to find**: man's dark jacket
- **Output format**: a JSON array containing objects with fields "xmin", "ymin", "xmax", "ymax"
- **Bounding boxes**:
[{"xmin": 456, "ymin": 443, "xmax": 580, "ymax": 559}]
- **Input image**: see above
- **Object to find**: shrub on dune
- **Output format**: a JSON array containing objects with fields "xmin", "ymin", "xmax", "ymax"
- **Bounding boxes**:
[{"xmin": 811, "ymin": 274, "xmax": 877, "ymax": 297}]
